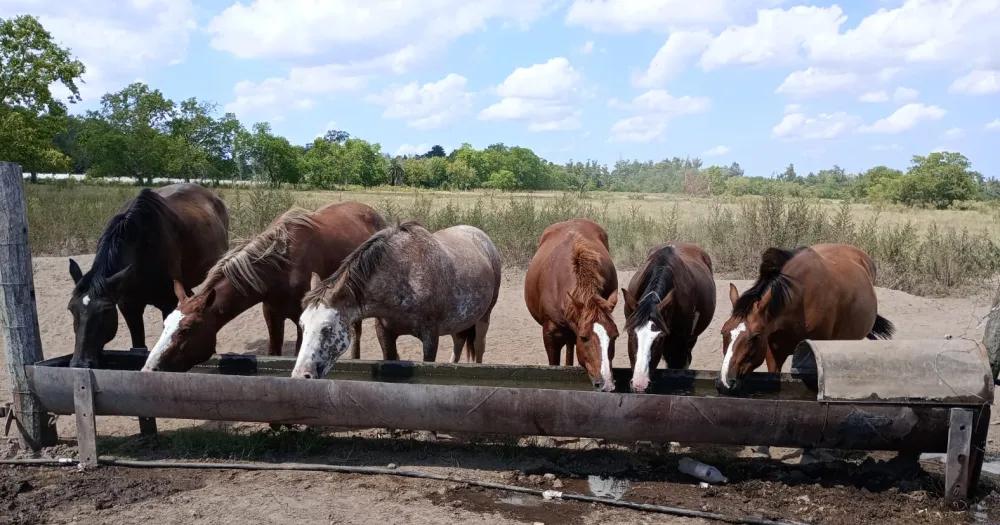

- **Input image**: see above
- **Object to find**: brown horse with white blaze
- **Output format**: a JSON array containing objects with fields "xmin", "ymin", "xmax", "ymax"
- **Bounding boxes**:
[
  {"xmin": 524, "ymin": 219, "xmax": 619, "ymax": 392},
  {"xmin": 68, "ymin": 184, "xmax": 228, "ymax": 368},
  {"xmin": 142, "ymin": 201, "xmax": 386, "ymax": 372},
  {"xmin": 622, "ymin": 243, "xmax": 715, "ymax": 393},
  {"xmin": 718, "ymin": 243, "xmax": 894, "ymax": 394}
]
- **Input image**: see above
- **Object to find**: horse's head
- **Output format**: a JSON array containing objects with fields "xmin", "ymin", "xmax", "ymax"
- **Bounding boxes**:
[
  {"xmin": 293, "ymin": 273, "xmax": 356, "ymax": 379},
  {"xmin": 142, "ymin": 281, "xmax": 217, "ymax": 372},
  {"xmin": 622, "ymin": 288, "xmax": 677, "ymax": 393},
  {"xmin": 568, "ymin": 290, "xmax": 619, "ymax": 392},
  {"xmin": 67, "ymin": 259, "xmax": 131, "ymax": 368},
  {"xmin": 718, "ymin": 283, "xmax": 771, "ymax": 394}
]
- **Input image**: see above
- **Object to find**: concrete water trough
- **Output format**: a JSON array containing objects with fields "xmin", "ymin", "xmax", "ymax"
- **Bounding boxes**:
[{"xmin": 22, "ymin": 338, "xmax": 995, "ymax": 503}]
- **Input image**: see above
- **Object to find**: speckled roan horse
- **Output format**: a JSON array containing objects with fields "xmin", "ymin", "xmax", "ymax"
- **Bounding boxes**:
[{"xmin": 292, "ymin": 222, "xmax": 502, "ymax": 379}]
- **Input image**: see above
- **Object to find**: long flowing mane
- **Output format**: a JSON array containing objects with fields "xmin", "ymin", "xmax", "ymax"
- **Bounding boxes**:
[
  {"xmin": 76, "ymin": 189, "xmax": 175, "ymax": 297},
  {"xmin": 203, "ymin": 208, "xmax": 319, "ymax": 296},
  {"xmin": 303, "ymin": 221, "xmax": 420, "ymax": 307},
  {"xmin": 732, "ymin": 247, "xmax": 805, "ymax": 318},
  {"xmin": 625, "ymin": 246, "xmax": 678, "ymax": 331},
  {"xmin": 563, "ymin": 235, "xmax": 609, "ymax": 323}
]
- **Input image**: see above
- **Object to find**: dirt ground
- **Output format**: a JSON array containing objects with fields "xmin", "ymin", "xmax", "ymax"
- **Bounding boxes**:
[{"xmin": 2, "ymin": 254, "xmax": 999, "ymax": 524}]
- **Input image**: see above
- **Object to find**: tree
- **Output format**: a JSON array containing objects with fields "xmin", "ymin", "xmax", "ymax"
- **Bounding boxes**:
[
  {"xmin": 423, "ymin": 145, "xmax": 446, "ymax": 158},
  {"xmin": 779, "ymin": 163, "xmax": 798, "ymax": 182},
  {"xmin": 0, "ymin": 15, "xmax": 85, "ymax": 178},
  {"xmin": 234, "ymin": 122, "xmax": 301, "ymax": 186},
  {"xmin": 446, "ymin": 158, "xmax": 478, "ymax": 190},
  {"xmin": 166, "ymin": 98, "xmax": 240, "ymax": 182},
  {"xmin": 897, "ymin": 152, "xmax": 981, "ymax": 209},
  {"xmin": 322, "ymin": 129, "xmax": 350, "ymax": 144},
  {"xmin": 484, "ymin": 169, "xmax": 517, "ymax": 191},
  {"xmin": 854, "ymin": 165, "xmax": 903, "ymax": 201}
]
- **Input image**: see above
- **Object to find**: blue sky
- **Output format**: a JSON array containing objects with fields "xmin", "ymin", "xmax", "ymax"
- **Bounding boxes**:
[{"xmin": 3, "ymin": 0, "xmax": 998, "ymax": 177}]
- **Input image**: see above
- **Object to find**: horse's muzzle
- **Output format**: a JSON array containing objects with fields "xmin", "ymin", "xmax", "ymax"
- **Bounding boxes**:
[{"xmin": 715, "ymin": 377, "xmax": 743, "ymax": 396}]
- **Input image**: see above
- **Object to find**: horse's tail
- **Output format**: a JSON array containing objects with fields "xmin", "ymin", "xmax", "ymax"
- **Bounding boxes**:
[{"xmin": 867, "ymin": 314, "xmax": 895, "ymax": 340}]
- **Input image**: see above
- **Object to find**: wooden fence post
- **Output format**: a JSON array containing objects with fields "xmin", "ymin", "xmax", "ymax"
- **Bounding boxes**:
[{"xmin": 0, "ymin": 162, "xmax": 56, "ymax": 449}]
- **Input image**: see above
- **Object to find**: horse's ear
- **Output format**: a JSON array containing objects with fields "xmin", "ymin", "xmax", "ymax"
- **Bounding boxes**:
[
  {"xmin": 755, "ymin": 288, "xmax": 773, "ymax": 317},
  {"xmin": 310, "ymin": 272, "xmax": 322, "ymax": 290},
  {"xmin": 622, "ymin": 288, "xmax": 637, "ymax": 312},
  {"xmin": 105, "ymin": 265, "xmax": 132, "ymax": 292},
  {"xmin": 605, "ymin": 289, "xmax": 618, "ymax": 310},
  {"xmin": 173, "ymin": 280, "xmax": 190, "ymax": 302},
  {"xmin": 728, "ymin": 283, "xmax": 740, "ymax": 307},
  {"xmin": 203, "ymin": 287, "xmax": 217, "ymax": 308},
  {"xmin": 69, "ymin": 258, "xmax": 83, "ymax": 285},
  {"xmin": 657, "ymin": 289, "xmax": 675, "ymax": 313}
]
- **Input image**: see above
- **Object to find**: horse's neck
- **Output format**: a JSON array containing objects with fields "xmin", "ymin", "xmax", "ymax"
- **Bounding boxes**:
[{"xmin": 205, "ymin": 279, "xmax": 263, "ymax": 328}]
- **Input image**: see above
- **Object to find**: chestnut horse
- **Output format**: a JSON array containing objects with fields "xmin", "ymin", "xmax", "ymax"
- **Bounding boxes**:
[
  {"xmin": 622, "ymin": 243, "xmax": 715, "ymax": 393},
  {"xmin": 718, "ymin": 243, "xmax": 894, "ymax": 394},
  {"xmin": 292, "ymin": 222, "xmax": 502, "ymax": 379},
  {"xmin": 142, "ymin": 201, "xmax": 386, "ymax": 372},
  {"xmin": 68, "ymin": 184, "xmax": 228, "ymax": 368},
  {"xmin": 524, "ymin": 219, "xmax": 619, "ymax": 392}
]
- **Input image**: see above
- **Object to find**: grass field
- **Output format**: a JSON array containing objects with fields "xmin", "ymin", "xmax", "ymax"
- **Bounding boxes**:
[{"xmin": 23, "ymin": 181, "xmax": 1000, "ymax": 297}]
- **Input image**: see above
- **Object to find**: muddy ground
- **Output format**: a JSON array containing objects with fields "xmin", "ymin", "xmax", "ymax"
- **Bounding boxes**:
[{"xmin": 2, "ymin": 254, "xmax": 999, "ymax": 524}]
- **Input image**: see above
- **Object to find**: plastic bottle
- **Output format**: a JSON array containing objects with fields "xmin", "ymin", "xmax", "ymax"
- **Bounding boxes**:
[{"xmin": 678, "ymin": 456, "xmax": 728, "ymax": 484}]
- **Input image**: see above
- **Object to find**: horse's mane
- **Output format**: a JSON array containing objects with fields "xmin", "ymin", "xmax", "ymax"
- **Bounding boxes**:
[
  {"xmin": 563, "ymin": 236, "xmax": 610, "ymax": 323},
  {"xmin": 204, "ymin": 208, "xmax": 319, "ymax": 296},
  {"xmin": 732, "ymin": 247, "xmax": 805, "ymax": 318},
  {"xmin": 77, "ymin": 189, "xmax": 174, "ymax": 297},
  {"xmin": 625, "ymin": 246, "xmax": 678, "ymax": 331},
  {"xmin": 304, "ymin": 221, "xmax": 421, "ymax": 306}
]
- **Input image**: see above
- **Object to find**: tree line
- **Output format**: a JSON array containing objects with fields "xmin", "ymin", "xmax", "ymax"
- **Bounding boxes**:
[{"xmin": 2, "ymin": 14, "xmax": 995, "ymax": 209}]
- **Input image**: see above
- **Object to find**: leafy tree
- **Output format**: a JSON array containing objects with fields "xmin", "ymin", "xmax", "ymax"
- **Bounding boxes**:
[
  {"xmin": 166, "ymin": 98, "xmax": 240, "ymax": 182},
  {"xmin": 423, "ymin": 145, "xmax": 446, "ymax": 158},
  {"xmin": 484, "ymin": 169, "xmax": 517, "ymax": 191},
  {"xmin": 445, "ymin": 158, "xmax": 477, "ymax": 190},
  {"xmin": 343, "ymin": 139, "xmax": 387, "ymax": 187},
  {"xmin": 779, "ymin": 163, "xmax": 798, "ymax": 182},
  {"xmin": 854, "ymin": 165, "xmax": 903, "ymax": 201},
  {"xmin": 234, "ymin": 122, "xmax": 301, "ymax": 186},
  {"xmin": 322, "ymin": 129, "xmax": 350, "ymax": 144},
  {"xmin": 388, "ymin": 157, "xmax": 405, "ymax": 186},
  {"xmin": 0, "ymin": 15, "xmax": 85, "ymax": 178},
  {"xmin": 897, "ymin": 152, "xmax": 981, "ymax": 209}
]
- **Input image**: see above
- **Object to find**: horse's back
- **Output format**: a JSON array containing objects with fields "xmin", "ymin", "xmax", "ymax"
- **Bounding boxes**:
[
  {"xmin": 312, "ymin": 201, "xmax": 387, "ymax": 233},
  {"xmin": 294, "ymin": 201, "xmax": 387, "ymax": 287},
  {"xmin": 789, "ymin": 244, "xmax": 880, "ymax": 338}
]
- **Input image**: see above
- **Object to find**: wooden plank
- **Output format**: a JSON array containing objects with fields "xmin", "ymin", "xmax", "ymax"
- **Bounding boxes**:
[
  {"xmin": 138, "ymin": 417, "xmax": 157, "ymax": 436},
  {"xmin": 967, "ymin": 405, "xmax": 991, "ymax": 496},
  {"xmin": 944, "ymin": 408, "xmax": 974, "ymax": 507},
  {"xmin": 73, "ymin": 368, "xmax": 98, "ymax": 468},
  {"xmin": 0, "ymin": 162, "xmax": 56, "ymax": 449}
]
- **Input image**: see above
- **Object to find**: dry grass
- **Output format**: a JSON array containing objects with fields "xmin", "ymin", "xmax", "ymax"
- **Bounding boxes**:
[{"xmin": 23, "ymin": 182, "xmax": 1000, "ymax": 297}]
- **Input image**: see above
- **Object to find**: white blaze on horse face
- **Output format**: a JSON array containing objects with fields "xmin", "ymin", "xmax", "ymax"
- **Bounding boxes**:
[
  {"xmin": 720, "ymin": 322, "xmax": 747, "ymax": 388},
  {"xmin": 592, "ymin": 323, "xmax": 614, "ymax": 391},
  {"xmin": 631, "ymin": 321, "xmax": 658, "ymax": 393},
  {"xmin": 293, "ymin": 304, "xmax": 350, "ymax": 379},
  {"xmin": 82, "ymin": 295, "xmax": 90, "ymax": 306},
  {"xmin": 142, "ymin": 310, "xmax": 184, "ymax": 371}
]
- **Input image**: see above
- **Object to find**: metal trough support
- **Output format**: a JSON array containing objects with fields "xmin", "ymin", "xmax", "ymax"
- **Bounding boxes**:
[{"xmin": 27, "ymin": 338, "xmax": 996, "ymax": 505}]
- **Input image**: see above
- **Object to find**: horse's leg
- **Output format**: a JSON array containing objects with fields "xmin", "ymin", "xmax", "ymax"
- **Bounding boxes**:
[
  {"xmin": 121, "ymin": 303, "xmax": 146, "ymax": 350},
  {"xmin": 543, "ymin": 326, "xmax": 562, "ymax": 366},
  {"xmin": 262, "ymin": 303, "xmax": 284, "ymax": 357},
  {"xmin": 420, "ymin": 330, "xmax": 439, "ymax": 362},
  {"xmin": 564, "ymin": 341, "xmax": 575, "ymax": 366},
  {"xmin": 376, "ymin": 321, "xmax": 399, "ymax": 361},
  {"xmin": 350, "ymin": 320, "xmax": 362, "ymax": 359},
  {"xmin": 451, "ymin": 334, "xmax": 465, "ymax": 363},
  {"xmin": 473, "ymin": 320, "xmax": 489, "ymax": 363}
]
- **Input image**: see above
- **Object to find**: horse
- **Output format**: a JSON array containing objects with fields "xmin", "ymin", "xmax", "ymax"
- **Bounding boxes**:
[
  {"xmin": 718, "ymin": 243, "xmax": 894, "ymax": 394},
  {"xmin": 524, "ymin": 219, "xmax": 619, "ymax": 392},
  {"xmin": 291, "ymin": 222, "xmax": 501, "ymax": 379},
  {"xmin": 67, "ymin": 184, "xmax": 228, "ymax": 368},
  {"xmin": 622, "ymin": 243, "xmax": 715, "ymax": 393},
  {"xmin": 142, "ymin": 201, "xmax": 386, "ymax": 372}
]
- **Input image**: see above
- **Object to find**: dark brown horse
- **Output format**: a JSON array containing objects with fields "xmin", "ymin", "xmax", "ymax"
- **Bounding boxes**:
[
  {"xmin": 524, "ymin": 219, "xmax": 619, "ymax": 391},
  {"xmin": 292, "ymin": 222, "xmax": 502, "ymax": 379},
  {"xmin": 68, "ymin": 184, "xmax": 228, "ymax": 368},
  {"xmin": 718, "ymin": 243, "xmax": 894, "ymax": 394},
  {"xmin": 622, "ymin": 243, "xmax": 715, "ymax": 393},
  {"xmin": 142, "ymin": 201, "xmax": 386, "ymax": 372}
]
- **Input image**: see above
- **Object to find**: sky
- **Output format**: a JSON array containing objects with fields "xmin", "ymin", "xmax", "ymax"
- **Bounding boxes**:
[{"xmin": 2, "ymin": 0, "xmax": 999, "ymax": 178}]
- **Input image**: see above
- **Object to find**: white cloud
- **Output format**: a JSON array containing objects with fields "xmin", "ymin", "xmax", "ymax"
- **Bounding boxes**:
[
  {"xmin": 609, "ymin": 89, "xmax": 711, "ymax": 142},
  {"xmin": 986, "ymin": 119, "xmax": 1000, "ymax": 131},
  {"xmin": 942, "ymin": 127, "xmax": 965, "ymax": 140},
  {"xmin": 783, "ymin": 103, "xmax": 803, "ymax": 114},
  {"xmin": 0, "ymin": 0, "xmax": 196, "ymax": 102},
  {"xmin": 580, "ymin": 41, "xmax": 595, "ymax": 54},
  {"xmin": 859, "ymin": 91, "xmax": 889, "ymax": 103},
  {"xmin": 207, "ymin": 0, "xmax": 550, "ymax": 71},
  {"xmin": 225, "ymin": 64, "xmax": 368, "ymax": 118},
  {"xmin": 893, "ymin": 86, "xmax": 919, "ymax": 102},
  {"xmin": 775, "ymin": 67, "xmax": 857, "ymax": 97},
  {"xmin": 703, "ymin": 145, "xmax": 730, "ymax": 157},
  {"xmin": 771, "ymin": 110, "xmax": 860, "ymax": 140},
  {"xmin": 565, "ymin": 0, "xmax": 773, "ymax": 33},
  {"xmin": 394, "ymin": 143, "xmax": 430, "ymax": 156},
  {"xmin": 949, "ymin": 70, "xmax": 1000, "ymax": 95},
  {"xmin": 634, "ymin": 31, "xmax": 712, "ymax": 87},
  {"xmin": 368, "ymin": 74, "xmax": 473, "ymax": 130},
  {"xmin": 701, "ymin": 5, "xmax": 845, "ymax": 69},
  {"xmin": 479, "ymin": 57, "xmax": 583, "ymax": 132},
  {"xmin": 859, "ymin": 103, "xmax": 946, "ymax": 134}
]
